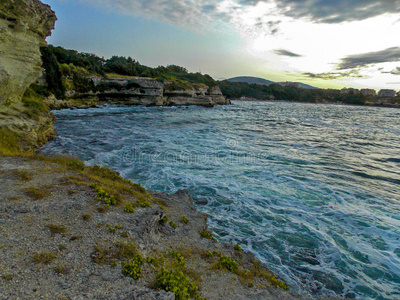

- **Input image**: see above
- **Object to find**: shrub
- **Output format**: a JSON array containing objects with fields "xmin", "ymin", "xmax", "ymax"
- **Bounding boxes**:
[
  {"xmin": 169, "ymin": 251, "xmax": 185, "ymax": 267},
  {"xmin": 115, "ymin": 242, "xmax": 138, "ymax": 260},
  {"xmin": 202, "ymin": 250, "xmax": 212, "ymax": 259},
  {"xmin": 199, "ymin": 229, "xmax": 216, "ymax": 241},
  {"xmin": 214, "ymin": 255, "xmax": 239, "ymax": 272},
  {"xmin": 170, "ymin": 221, "xmax": 177, "ymax": 229},
  {"xmin": 180, "ymin": 215, "xmax": 190, "ymax": 224},
  {"xmin": 137, "ymin": 199, "xmax": 151, "ymax": 207},
  {"xmin": 121, "ymin": 254, "xmax": 144, "ymax": 280},
  {"xmin": 124, "ymin": 204, "xmax": 135, "ymax": 213},
  {"xmin": 234, "ymin": 244, "xmax": 242, "ymax": 252},
  {"xmin": 155, "ymin": 268, "xmax": 199, "ymax": 300},
  {"xmin": 89, "ymin": 183, "xmax": 117, "ymax": 206}
]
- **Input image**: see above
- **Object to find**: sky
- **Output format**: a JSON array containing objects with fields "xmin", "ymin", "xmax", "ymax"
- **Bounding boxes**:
[{"xmin": 41, "ymin": 0, "xmax": 400, "ymax": 91}]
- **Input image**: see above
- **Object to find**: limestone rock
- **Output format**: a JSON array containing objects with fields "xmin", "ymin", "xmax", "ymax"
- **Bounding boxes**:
[
  {"xmin": 0, "ymin": 0, "xmax": 56, "ymax": 104},
  {"xmin": 77, "ymin": 77, "xmax": 230, "ymax": 107}
]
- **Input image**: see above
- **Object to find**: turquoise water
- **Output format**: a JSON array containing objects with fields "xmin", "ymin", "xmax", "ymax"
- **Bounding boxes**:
[{"xmin": 42, "ymin": 101, "xmax": 400, "ymax": 299}]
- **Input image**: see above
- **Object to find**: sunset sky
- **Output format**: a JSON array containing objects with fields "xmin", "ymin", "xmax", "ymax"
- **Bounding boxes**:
[{"xmin": 42, "ymin": 0, "xmax": 400, "ymax": 90}]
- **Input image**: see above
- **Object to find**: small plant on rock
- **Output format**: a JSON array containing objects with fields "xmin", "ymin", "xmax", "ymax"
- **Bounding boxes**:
[
  {"xmin": 170, "ymin": 221, "xmax": 177, "ymax": 229},
  {"xmin": 214, "ymin": 255, "xmax": 239, "ymax": 272},
  {"xmin": 180, "ymin": 215, "xmax": 190, "ymax": 224},
  {"xmin": 155, "ymin": 268, "xmax": 199, "ymax": 300},
  {"xmin": 199, "ymin": 229, "xmax": 216, "ymax": 241},
  {"xmin": 234, "ymin": 244, "xmax": 242, "ymax": 252},
  {"xmin": 25, "ymin": 186, "xmax": 50, "ymax": 200},
  {"xmin": 46, "ymin": 224, "xmax": 67, "ymax": 235},
  {"xmin": 124, "ymin": 204, "xmax": 135, "ymax": 213},
  {"xmin": 32, "ymin": 252, "xmax": 57, "ymax": 265},
  {"xmin": 121, "ymin": 253, "xmax": 145, "ymax": 280}
]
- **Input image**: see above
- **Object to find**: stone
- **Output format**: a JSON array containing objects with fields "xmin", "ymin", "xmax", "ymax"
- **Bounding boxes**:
[{"xmin": 0, "ymin": 0, "xmax": 56, "ymax": 104}]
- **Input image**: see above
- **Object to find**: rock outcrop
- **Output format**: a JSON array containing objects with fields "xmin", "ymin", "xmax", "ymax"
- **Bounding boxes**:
[
  {"xmin": 0, "ymin": 0, "xmax": 56, "ymax": 104},
  {"xmin": 0, "ymin": 0, "xmax": 57, "ymax": 150},
  {"xmin": 73, "ymin": 77, "xmax": 231, "ymax": 107}
]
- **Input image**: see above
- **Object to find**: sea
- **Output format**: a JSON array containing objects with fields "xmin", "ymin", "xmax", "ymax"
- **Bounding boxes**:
[{"xmin": 42, "ymin": 101, "xmax": 400, "ymax": 299}]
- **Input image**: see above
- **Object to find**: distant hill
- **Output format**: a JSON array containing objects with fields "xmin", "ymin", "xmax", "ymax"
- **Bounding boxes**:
[
  {"xmin": 227, "ymin": 76, "xmax": 318, "ymax": 90},
  {"xmin": 295, "ymin": 82, "xmax": 319, "ymax": 90},
  {"xmin": 227, "ymin": 76, "xmax": 274, "ymax": 86}
]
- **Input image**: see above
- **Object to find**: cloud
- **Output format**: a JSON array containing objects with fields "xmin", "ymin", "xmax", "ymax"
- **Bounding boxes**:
[
  {"xmin": 387, "ymin": 67, "xmax": 400, "ymax": 75},
  {"xmin": 242, "ymin": 0, "xmax": 400, "ymax": 23},
  {"xmin": 88, "ymin": 0, "xmax": 219, "ymax": 28},
  {"xmin": 337, "ymin": 47, "xmax": 400, "ymax": 70},
  {"xmin": 88, "ymin": 0, "xmax": 400, "ymax": 32},
  {"xmin": 302, "ymin": 70, "xmax": 367, "ymax": 80},
  {"xmin": 273, "ymin": 49, "xmax": 302, "ymax": 57}
]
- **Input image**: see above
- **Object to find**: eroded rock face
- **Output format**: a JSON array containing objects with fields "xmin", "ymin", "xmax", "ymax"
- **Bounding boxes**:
[
  {"xmin": 83, "ymin": 77, "xmax": 230, "ymax": 107},
  {"xmin": 0, "ymin": 0, "xmax": 56, "ymax": 104}
]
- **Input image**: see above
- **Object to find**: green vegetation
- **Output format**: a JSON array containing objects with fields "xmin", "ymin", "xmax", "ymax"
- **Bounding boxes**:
[
  {"xmin": 199, "ymin": 229, "xmax": 216, "ymax": 242},
  {"xmin": 180, "ymin": 215, "xmax": 190, "ymax": 224},
  {"xmin": 121, "ymin": 253, "xmax": 145, "ymax": 280},
  {"xmin": 234, "ymin": 244, "xmax": 242, "ymax": 252},
  {"xmin": 40, "ymin": 46, "xmax": 65, "ymax": 99},
  {"xmin": 25, "ymin": 186, "xmax": 50, "ymax": 200},
  {"xmin": 13, "ymin": 169, "xmax": 33, "ymax": 181},
  {"xmin": 155, "ymin": 268, "xmax": 200, "ymax": 300},
  {"xmin": 203, "ymin": 250, "xmax": 289, "ymax": 290},
  {"xmin": 170, "ymin": 221, "xmax": 178, "ymax": 229},
  {"xmin": 168, "ymin": 251, "xmax": 186, "ymax": 267},
  {"xmin": 123, "ymin": 204, "xmax": 135, "ymax": 213},
  {"xmin": 89, "ymin": 183, "xmax": 118, "ymax": 206},
  {"xmin": 0, "ymin": 128, "xmax": 23, "ymax": 156},
  {"xmin": 21, "ymin": 86, "xmax": 51, "ymax": 120},
  {"xmin": 213, "ymin": 255, "xmax": 239, "ymax": 272},
  {"xmin": 38, "ymin": 45, "xmax": 218, "ymax": 101},
  {"xmin": 46, "ymin": 224, "xmax": 67, "ymax": 235},
  {"xmin": 31, "ymin": 252, "xmax": 57, "ymax": 265},
  {"xmin": 218, "ymin": 80, "xmax": 373, "ymax": 105}
]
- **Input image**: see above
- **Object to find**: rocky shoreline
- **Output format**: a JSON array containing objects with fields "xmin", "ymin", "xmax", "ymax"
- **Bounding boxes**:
[
  {"xmin": 0, "ymin": 1, "xmax": 343, "ymax": 299},
  {"xmin": 0, "ymin": 155, "xmax": 330, "ymax": 300}
]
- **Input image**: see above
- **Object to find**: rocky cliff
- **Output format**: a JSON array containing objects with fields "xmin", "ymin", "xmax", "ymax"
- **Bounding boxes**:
[
  {"xmin": 0, "ymin": 0, "xmax": 56, "ymax": 105},
  {"xmin": 0, "ymin": 0, "xmax": 56, "ymax": 151},
  {"xmin": 71, "ymin": 77, "xmax": 231, "ymax": 107}
]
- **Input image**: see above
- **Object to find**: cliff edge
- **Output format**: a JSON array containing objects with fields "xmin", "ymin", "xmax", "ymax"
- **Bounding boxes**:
[{"xmin": 0, "ymin": 0, "xmax": 56, "ymax": 105}]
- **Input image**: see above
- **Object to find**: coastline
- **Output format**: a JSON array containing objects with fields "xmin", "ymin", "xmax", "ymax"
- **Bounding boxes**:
[
  {"xmin": 0, "ymin": 153, "xmax": 323, "ymax": 300},
  {"xmin": 230, "ymin": 98, "xmax": 400, "ymax": 109}
]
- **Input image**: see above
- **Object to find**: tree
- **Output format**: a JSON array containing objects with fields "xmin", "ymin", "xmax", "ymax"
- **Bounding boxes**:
[{"xmin": 40, "ymin": 46, "xmax": 65, "ymax": 99}]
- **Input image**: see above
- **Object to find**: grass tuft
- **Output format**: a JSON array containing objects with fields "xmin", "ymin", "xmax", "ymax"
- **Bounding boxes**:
[
  {"xmin": 46, "ymin": 224, "xmax": 68, "ymax": 235},
  {"xmin": 25, "ymin": 186, "xmax": 50, "ymax": 200},
  {"xmin": 13, "ymin": 169, "xmax": 33, "ymax": 181},
  {"xmin": 31, "ymin": 252, "xmax": 57, "ymax": 265}
]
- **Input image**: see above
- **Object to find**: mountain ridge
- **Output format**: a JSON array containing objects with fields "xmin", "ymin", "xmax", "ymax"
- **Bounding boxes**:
[{"xmin": 227, "ymin": 76, "xmax": 318, "ymax": 90}]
